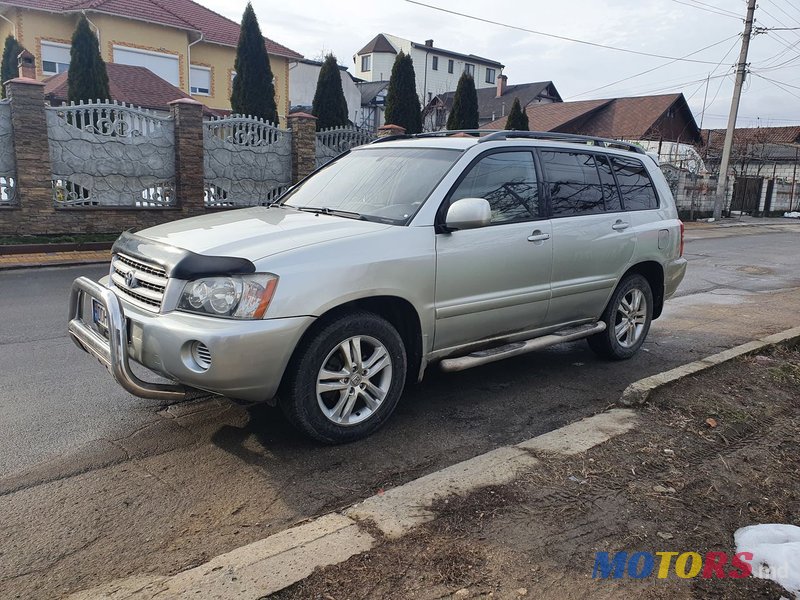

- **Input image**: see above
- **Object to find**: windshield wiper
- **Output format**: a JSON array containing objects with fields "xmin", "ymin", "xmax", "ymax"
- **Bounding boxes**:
[{"xmin": 292, "ymin": 206, "xmax": 367, "ymax": 220}]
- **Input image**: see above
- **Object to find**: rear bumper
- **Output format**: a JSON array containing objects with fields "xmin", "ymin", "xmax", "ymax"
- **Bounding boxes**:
[{"xmin": 69, "ymin": 276, "xmax": 314, "ymax": 402}]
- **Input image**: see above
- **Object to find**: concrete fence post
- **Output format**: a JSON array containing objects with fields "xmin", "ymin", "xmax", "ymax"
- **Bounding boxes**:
[
  {"xmin": 169, "ymin": 98, "xmax": 205, "ymax": 216},
  {"xmin": 2, "ymin": 77, "xmax": 53, "ymax": 235},
  {"xmin": 287, "ymin": 112, "xmax": 317, "ymax": 184}
]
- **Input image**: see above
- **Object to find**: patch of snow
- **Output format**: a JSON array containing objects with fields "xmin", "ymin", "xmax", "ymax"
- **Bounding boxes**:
[
  {"xmin": 735, "ymin": 524, "xmax": 800, "ymax": 598},
  {"xmin": 784, "ymin": 211, "xmax": 800, "ymax": 219}
]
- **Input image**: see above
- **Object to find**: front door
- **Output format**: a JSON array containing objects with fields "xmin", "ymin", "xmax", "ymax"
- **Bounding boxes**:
[{"xmin": 434, "ymin": 150, "xmax": 553, "ymax": 351}]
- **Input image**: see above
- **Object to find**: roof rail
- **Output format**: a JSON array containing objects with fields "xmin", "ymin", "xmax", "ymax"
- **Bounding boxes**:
[{"xmin": 477, "ymin": 130, "xmax": 646, "ymax": 154}]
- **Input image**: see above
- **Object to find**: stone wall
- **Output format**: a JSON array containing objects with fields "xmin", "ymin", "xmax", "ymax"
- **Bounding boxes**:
[{"xmin": 0, "ymin": 84, "xmax": 374, "ymax": 237}]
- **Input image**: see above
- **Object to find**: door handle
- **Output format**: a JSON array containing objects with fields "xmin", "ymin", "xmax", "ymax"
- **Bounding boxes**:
[
  {"xmin": 527, "ymin": 230, "xmax": 551, "ymax": 242},
  {"xmin": 612, "ymin": 220, "xmax": 630, "ymax": 231}
]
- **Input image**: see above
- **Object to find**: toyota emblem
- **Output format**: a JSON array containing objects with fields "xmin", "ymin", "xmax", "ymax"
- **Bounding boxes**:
[{"xmin": 125, "ymin": 271, "xmax": 139, "ymax": 288}]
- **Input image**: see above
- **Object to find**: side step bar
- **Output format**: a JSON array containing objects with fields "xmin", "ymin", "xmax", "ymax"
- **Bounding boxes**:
[{"xmin": 439, "ymin": 322, "xmax": 606, "ymax": 373}]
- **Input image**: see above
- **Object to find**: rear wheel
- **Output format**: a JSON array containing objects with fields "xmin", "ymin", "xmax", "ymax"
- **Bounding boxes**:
[
  {"xmin": 280, "ymin": 311, "xmax": 407, "ymax": 444},
  {"xmin": 588, "ymin": 274, "xmax": 653, "ymax": 360}
]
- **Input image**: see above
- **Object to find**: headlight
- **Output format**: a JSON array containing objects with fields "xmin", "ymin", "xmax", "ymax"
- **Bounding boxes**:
[{"xmin": 178, "ymin": 274, "xmax": 278, "ymax": 319}]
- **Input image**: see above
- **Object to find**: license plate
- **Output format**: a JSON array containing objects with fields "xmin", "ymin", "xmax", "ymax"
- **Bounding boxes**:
[{"xmin": 92, "ymin": 299, "xmax": 109, "ymax": 333}]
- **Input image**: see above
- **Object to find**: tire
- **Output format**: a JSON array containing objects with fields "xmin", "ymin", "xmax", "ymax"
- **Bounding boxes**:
[
  {"xmin": 280, "ymin": 311, "xmax": 407, "ymax": 444},
  {"xmin": 588, "ymin": 274, "xmax": 653, "ymax": 360}
]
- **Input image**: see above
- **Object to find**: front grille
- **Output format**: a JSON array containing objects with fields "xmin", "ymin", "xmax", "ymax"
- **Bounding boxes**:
[{"xmin": 111, "ymin": 253, "xmax": 168, "ymax": 312}]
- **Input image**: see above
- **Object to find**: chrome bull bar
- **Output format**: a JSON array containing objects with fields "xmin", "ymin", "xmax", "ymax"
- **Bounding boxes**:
[{"xmin": 68, "ymin": 276, "xmax": 186, "ymax": 401}]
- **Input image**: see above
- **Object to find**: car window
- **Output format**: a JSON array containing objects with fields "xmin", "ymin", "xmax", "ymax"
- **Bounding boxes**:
[
  {"xmin": 596, "ymin": 154, "xmax": 622, "ymax": 212},
  {"xmin": 611, "ymin": 157, "xmax": 659, "ymax": 210},
  {"xmin": 450, "ymin": 151, "xmax": 539, "ymax": 224},
  {"xmin": 540, "ymin": 150, "xmax": 605, "ymax": 217}
]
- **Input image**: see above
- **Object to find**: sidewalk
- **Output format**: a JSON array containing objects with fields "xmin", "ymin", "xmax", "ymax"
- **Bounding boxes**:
[
  {"xmin": 275, "ymin": 345, "xmax": 800, "ymax": 599},
  {"xmin": 0, "ymin": 249, "xmax": 110, "ymax": 270}
]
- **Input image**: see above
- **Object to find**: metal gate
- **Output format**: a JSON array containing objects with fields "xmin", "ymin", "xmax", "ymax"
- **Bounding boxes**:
[{"xmin": 731, "ymin": 177, "xmax": 762, "ymax": 213}]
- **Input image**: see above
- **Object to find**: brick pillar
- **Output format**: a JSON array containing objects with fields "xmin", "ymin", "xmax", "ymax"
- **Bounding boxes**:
[
  {"xmin": 17, "ymin": 50, "xmax": 36, "ymax": 80},
  {"xmin": 287, "ymin": 112, "xmax": 317, "ymax": 184},
  {"xmin": 378, "ymin": 123, "xmax": 406, "ymax": 138},
  {"xmin": 4, "ymin": 77, "xmax": 53, "ymax": 234},
  {"xmin": 169, "ymin": 98, "xmax": 205, "ymax": 215}
]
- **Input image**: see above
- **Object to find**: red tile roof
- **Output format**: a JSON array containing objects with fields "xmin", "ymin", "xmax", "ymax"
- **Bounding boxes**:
[
  {"xmin": 484, "ymin": 98, "xmax": 610, "ymax": 130},
  {"xmin": 702, "ymin": 126, "xmax": 800, "ymax": 148},
  {"xmin": 43, "ymin": 62, "xmax": 222, "ymax": 115},
  {"xmin": 2, "ymin": 0, "xmax": 302, "ymax": 58}
]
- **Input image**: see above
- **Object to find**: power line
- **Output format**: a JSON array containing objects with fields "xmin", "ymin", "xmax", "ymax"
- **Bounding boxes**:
[
  {"xmin": 404, "ymin": 0, "xmax": 724, "ymax": 64},
  {"xmin": 669, "ymin": 0, "xmax": 742, "ymax": 19},
  {"xmin": 686, "ymin": 0, "xmax": 742, "ymax": 19},
  {"xmin": 567, "ymin": 34, "xmax": 739, "ymax": 99},
  {"xmin": 752, "ymin": 72, "xmax": 800, "ymax": 100}
]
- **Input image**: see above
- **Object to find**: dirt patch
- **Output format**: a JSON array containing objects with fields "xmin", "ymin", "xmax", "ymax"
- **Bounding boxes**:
[{"xmin": 274, "ymin": 346, "xmax": 800, "ymax": 599}]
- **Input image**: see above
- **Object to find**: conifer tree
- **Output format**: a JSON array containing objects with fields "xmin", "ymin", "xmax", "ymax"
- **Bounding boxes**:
[
  {"xmin": 384, "ymin": 51, "xmax": 422, "ymax": 134},
  {"xmin": 67, "ymin": 16, "xmax": 110, "ymax": 104},
  {"xmin": 504, "ymin": 97, "xmax": 529, "ymax": 131},
  {"xmin": 446, "ymin": 72, "xmax": 479, "ymax": 130},
  {"xmin": 1, "ymin": 35, "xmax": 22, "ymax": 99},
  {"xmin": 312, "ymin": 53, "xmax": 349, "ymax": 130},
  {"xmin": 231, "ymin": 3, "xmax": 278, "ymax": 124}
]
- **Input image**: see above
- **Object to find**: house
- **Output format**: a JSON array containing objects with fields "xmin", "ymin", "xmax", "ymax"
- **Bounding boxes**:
[
  {"xmin": 423, "ymin": 76, "xmax": 561, "ymax": 130},
  {"xmin": 0, "ymin": 0, "xmax": 302, "ymax": 122},
  {"xmin": 485, "ymin": 93, "xmax": 701, "ymax": 146},
  {"xmin": 698, "ymin": 126, "xmax": 800, "ymax": 215},
  {"xmin": 353, "ymin": 33, "xmax": 503, "ymax": 106},
  {"xmin": 355, "ymin": 80, "xmax": 389, "ymax": 133},
  {"xmin": 288, "ymin": 58, "xmax": 361, "ymax": 126},
  {"xmin": 43, "ymin": 62, "xmax": 222, "ymax": 116}
]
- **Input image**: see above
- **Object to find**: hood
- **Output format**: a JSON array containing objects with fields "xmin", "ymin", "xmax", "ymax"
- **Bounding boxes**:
[{"xmin": 136, "ymin": 206, "xmax": 392, "ymax": 260}]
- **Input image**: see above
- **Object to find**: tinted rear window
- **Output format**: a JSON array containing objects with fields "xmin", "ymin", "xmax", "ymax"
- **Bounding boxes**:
[
  {"xmin": 611, "ymin": 157, "xmax": 659, "ymax": 210},
  {"xmin": 596, "ymin": 154, "xmax": 622, "ymax": 212},
  {"xmin": 540, "ymin": 150, "xmax": 605, "ymax": 217}
]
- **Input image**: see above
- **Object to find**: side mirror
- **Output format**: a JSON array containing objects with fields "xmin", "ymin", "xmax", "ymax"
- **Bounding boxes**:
[{"xmin": 445, "ymin": 197, "xmax": 492, "ymax": 231}]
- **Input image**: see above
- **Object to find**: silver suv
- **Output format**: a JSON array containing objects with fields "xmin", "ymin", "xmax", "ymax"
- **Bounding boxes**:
[{"xmin": 69, "ymin": 131, "xmax": 687, "ymax": 443}]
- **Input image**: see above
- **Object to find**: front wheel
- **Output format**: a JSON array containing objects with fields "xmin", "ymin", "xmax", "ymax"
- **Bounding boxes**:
[
  {"xmin": 280, "ymin": 311, "xmax": 407, "ymax": 444},
  {"xmin": 588, "ymin": 274, "xmax": 653, "ymax": 360}
]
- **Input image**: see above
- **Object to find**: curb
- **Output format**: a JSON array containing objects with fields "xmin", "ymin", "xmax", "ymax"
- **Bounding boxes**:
[
  {"xmin": 0, "ymin": 259, "xmax": 110, "ymax": 271},
  {"xmin": 66, "ymin": 326, "xmax": 800, "ymax": 599},
  {"xmin": 620, "ymin": 325, "xmax": 800, "ymax": 406}
]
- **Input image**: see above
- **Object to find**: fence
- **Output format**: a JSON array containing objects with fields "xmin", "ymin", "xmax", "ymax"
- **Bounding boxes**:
[
  {"xmin": 47, "ymin": 101, "xmax": 175, "ymax": 207},
  {"xmin": 315, "ymin": 126, "xmax": 375, "ymax": 168},
  {"xmin": 204, "ymin": 115, "xmax": 292, "ymax": 207},
  {"xmin": 0, "ymin": 100, "xmax": 15, "ymax": 206},
  {"xmin": 0, "ymin": 79, "xmax": 381, "ymax": 236}
]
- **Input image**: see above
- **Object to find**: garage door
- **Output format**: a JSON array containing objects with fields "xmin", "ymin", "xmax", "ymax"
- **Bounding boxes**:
[{"xmin": 112, "ymin": 46, "xmax": 180, "ymax": 87}]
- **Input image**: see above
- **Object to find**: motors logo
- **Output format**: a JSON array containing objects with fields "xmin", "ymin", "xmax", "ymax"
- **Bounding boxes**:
[{"xmin": 592, "ymin": 551, "xmax": 753, "ymax": 579}]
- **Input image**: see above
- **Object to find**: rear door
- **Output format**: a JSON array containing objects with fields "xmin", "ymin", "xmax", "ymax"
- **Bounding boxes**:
[
  {"xmin": 541, "ymin": 149, "xmax": 637, "ymax": 325},
  {"xmin": 434, "ymin": 149, "xmax": 553, "ymax": 350}
]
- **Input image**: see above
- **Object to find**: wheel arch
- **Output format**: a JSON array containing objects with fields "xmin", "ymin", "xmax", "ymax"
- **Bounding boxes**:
[
  {"xmin": 623, "ymin": 261, "xmax": 665, "ymax": 319},
  {"xmin": 281, "ymin": 295, "xmax": 425, "ymax": 393}
]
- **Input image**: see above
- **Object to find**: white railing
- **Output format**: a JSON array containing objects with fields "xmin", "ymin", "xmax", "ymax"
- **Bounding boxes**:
[
  {"xmin": 51, "ymin": 100, "xmax": 170, "ymax": 137},
  {"xmin": 315, "ymin": 126, "xmax": 375, "ymax": 168},
  {"xmin": 205, "ymin": 114, "xmax": 286, "ymax": 146}
]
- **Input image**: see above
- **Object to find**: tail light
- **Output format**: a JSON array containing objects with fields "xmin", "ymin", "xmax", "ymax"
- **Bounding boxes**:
[{"xmin": 679, "ymin": 221, "xmax": 685, "ymax": 257}]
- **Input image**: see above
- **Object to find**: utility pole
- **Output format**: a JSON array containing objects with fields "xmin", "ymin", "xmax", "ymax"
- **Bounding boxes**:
[{"xmin": 712, "ymin": 0, "xmax": 757, "ymax": 221}]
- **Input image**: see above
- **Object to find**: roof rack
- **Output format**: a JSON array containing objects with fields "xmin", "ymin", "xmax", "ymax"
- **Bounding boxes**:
[{"xmin": 477, "ymin": 130, "xmax": 646, "ymax": 154}]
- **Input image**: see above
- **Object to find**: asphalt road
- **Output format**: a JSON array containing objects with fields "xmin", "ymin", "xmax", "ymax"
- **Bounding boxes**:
[{"xmin": 1, "ymin": 223, "xmax": 799, "ymax": 598}]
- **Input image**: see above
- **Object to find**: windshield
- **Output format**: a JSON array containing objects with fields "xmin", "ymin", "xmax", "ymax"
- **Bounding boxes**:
[{"xmin": 281, "ymin": 147, "xmax": 462, "ymax": 224}]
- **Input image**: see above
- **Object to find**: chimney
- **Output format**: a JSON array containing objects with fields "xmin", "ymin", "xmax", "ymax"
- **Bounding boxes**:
[
  {"xmin": 424, "ymin": 39, "xmax": 434, "ymax": 47},
  {"xmin": 17, "ymin": 49, "xmax": 36, "ymax": 80},
  {"xmin": 496, "ymin": 73, "xmax": 507, "ymax": 98}
]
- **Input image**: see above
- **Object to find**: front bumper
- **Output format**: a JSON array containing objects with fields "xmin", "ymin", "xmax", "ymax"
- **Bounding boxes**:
[{"xmin": 68, "ymin": 276, "xmax": 314, "ymax": 402}]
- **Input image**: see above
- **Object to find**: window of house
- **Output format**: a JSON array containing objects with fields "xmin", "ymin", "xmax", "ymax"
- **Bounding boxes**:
[
  {"xmin": 450, "ymin": 151, "xmax": 539, "ymax": 224},
  {"xmin": 113, "ymin": 46, "xmax": 180, "ymax": 87},
  {"xmin": 432, "ymin": 55, "xmax": 438, "ymax": 70},
  {"xmin": 464, "ymin": 63, "xmax": 475, "ymax": 77},
  {"xmin": 41, "ymin": 41, "xmax": 71, "ymax": 75},
  {"xmin": 540, "ymin": 150, "xmax": 605, "ymax": 217},
  {"xmin": 447, "ymin": 59, "xmax": 454, "ymax": 74},
  {"xmin": 485, "ymin": 68, "xmax": 496, "ymax": 84},
  {"xmin": 611, "ymin": 157, "xmax": 659, "ymax": 210},
  {"xmin": 190, "ymin": 65, "xmax": 211, "ymax": 95},
  {"xmin": 361, "ymin": 54, "xmax": 371, "ymax": 72}
]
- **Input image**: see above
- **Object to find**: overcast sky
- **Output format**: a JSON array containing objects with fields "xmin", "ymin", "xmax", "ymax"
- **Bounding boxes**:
[{"xmin": 202, "ymin": 0, "xmax": 800, "ymax": 130}]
